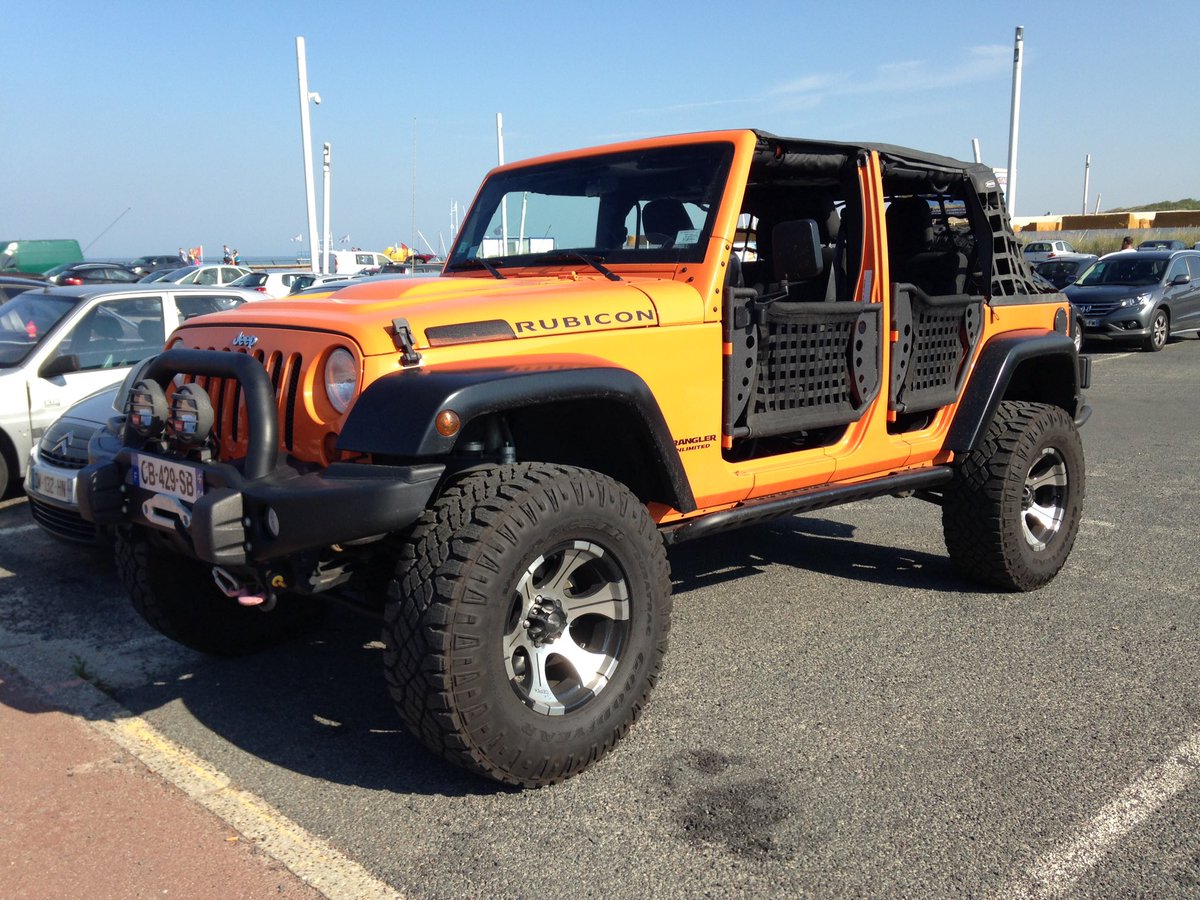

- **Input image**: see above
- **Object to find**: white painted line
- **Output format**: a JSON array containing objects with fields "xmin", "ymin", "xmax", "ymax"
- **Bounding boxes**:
[
  {"xmin": 1086, "ymin": 352, "xmax": 1133, "ymax": 365},
  {"xmin": 90, "ymin": 714, "xmax": 404, "ymax": 900},
  {"xmin": 0, "ymin": 522, "xmax": 39, "ymax": 537},
  {"xmin": 999, "ymin": 727, "xmax": 1200, "ymax": 898}
]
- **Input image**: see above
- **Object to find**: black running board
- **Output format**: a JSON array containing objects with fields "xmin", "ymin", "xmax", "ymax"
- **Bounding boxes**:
[{"xmin": 661, "ymin": 466, "xmax": 954, "ymax": 545}]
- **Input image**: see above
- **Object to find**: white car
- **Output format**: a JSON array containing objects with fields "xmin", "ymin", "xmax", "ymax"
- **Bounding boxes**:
[
  {"xmin": 150, "ymin": 264, "xmax": 252, "ymax": 286},
  {"xmin": 229, "ymin": 269, "xmax": 317, "ymax": 299},
  {"xmin": 0, "ymin": 283, "xmax": 261, "ymax": 498},
  {"xmin": 1022, "ymin": 239, "xmax": 1077, "ymax": 263}
]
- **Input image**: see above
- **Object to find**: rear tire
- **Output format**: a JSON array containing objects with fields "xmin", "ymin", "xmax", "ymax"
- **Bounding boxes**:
[
  {"xmin": 383, "ymin": 463, "xmax": 672, "ymax": 787},
  {"xmin": 942, "ymin": 401, "xmax": 1084, "ymax": 591},
  {"xmin": 116, "ymin": 529, "xmax": 323, "ymax": 656}
]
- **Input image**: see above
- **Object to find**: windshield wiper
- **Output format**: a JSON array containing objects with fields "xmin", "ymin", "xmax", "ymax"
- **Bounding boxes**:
[
  {"xmin": 541, "ymin": 251, "xmax": 622, "ymax": 282},
  {"xmin": 445, "ymin": 257, "xmax": 506, "ymax": 279}
]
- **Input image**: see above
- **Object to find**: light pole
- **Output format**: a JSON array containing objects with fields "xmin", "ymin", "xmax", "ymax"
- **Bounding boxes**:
[
  {"xmin": 1005, "ymin": 25, "xmax": 1025, "ymax": 217},
  {"xmin": 322, "ymin": 142, "xmax": 332, "ymax": 275},
  {"xmin": 296, "ymin": 37, "xmax": 321, "ymax": 274}
]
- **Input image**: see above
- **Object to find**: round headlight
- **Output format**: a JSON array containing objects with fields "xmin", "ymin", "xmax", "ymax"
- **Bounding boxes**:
[
  {"xmin": 324, "ymin": 348, "xmax": 358, "ymax": 414},
  {"xmin": 167, "ymin": 383, "xmax": 215, "ymax": 446},
  {"xmin": 127, "ymin": 379, "xmax": 168, "ymax": 438}
]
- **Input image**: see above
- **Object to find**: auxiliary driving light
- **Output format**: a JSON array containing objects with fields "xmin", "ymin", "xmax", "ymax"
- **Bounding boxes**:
[
  {"xmin": 167, "ymin": 383, "xmax": 215, "ymax": 446},
  {"xmin": 127, "ymin": 379, "xmax": 168, "ymax": 438}
]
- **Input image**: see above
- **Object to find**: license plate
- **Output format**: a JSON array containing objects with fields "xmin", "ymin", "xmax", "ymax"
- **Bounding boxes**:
[
  {"xmin": 132, "ymin": 453, "xmax": 204, "ymax": 504},
  {"xmin": 1085, "ymin": 318, "xmax": 1100, "ymax": 327},
  {"xmin": 31, "ymin": 466, "xmax": 75, "ymax": 504}
]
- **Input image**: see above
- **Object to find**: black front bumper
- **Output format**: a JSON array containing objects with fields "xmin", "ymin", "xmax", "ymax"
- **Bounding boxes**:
[{"xmin": 75, "ymin": 348, "xmax": 444, "ymax": 568}]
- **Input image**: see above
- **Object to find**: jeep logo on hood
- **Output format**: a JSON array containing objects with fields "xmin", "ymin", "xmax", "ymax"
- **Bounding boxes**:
[{"xmin": 231, "ymin": 331, "xmax": 259, "ymax": 348}]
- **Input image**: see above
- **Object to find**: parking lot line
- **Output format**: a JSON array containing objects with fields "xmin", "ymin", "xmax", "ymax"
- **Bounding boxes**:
[
  {"xmin": 1000, "ymin": 726, "xmax": 1200, "ymax": 898},
  {"xmin": 0, "ymin": 522, "xmax": 39, "ymax": 538},
  {"xmin": 90, "ymin": 713, "xmax": 404, "ymax": 900}
]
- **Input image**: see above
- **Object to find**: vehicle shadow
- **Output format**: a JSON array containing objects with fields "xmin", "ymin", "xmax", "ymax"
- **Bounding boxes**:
[
  {"xmin": 112, "ymin": 604, "xmax": 506, "ymax": 799},
  {"xmin": 668, "ymin": 514, "xmax": 988, "ymax": 597}
]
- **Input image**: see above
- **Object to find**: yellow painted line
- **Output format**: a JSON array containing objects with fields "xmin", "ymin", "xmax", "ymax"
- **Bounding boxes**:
[{"xmin": 90, "ymin": 714, "xmax": 403, "ymax": 900}]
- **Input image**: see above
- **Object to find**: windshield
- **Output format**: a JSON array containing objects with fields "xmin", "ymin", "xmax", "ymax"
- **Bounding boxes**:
[
  {"xmin": 1076, "ymin": 256, "xmax": 1167, "ymax": 287},
  {"xmin": 448, "ymin": 142, "xmax": 734, "ymax": 272},
  {"xmin": 0, "ymin": 292, "xmax": 79, "ymax": 366}
]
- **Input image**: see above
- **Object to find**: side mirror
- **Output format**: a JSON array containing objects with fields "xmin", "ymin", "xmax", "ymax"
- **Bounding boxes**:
[
  {"xmin": 1171, "ymin": 273, "xmax": 1190, "ymax": 286},
  {"xmin": 772, "ymin": 219, "xmax": 823, "ymax": 280},
  {"xmin": 39, "ymin": 353, "xmax": 80, "ymax": 378}
]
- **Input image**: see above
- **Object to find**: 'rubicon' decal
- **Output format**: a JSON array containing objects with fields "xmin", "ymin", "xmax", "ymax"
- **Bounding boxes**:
[{"xmin": 513, "ymin": 309, "xmax": 655, "ymax": 334}]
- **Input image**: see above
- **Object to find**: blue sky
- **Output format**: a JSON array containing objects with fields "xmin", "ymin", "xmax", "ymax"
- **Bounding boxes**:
[{"xmin": 5, "ymin": 1, "xmax": 1195, "ymax": 259}]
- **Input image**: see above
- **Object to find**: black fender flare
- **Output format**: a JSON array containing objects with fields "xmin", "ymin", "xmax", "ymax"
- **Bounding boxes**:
[
  {"xmin": 945, "ymin": 331, "xmax": 1085, "ymax": 454},
  {"xmin": 337, "ymin": 360, "xmax": 697, "ymax": 512}
]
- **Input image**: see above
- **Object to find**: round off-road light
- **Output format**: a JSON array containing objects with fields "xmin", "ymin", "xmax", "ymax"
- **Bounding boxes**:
[
  {"xmin": 167, "ymin": 383, "xmax": 215, "ymax": 446},
  {"xmin": 324, "ymin": 347, "xmax": 357, "ymax": 413},
  {"xmin": 127, "ymin": 379, "xmax": 168, "ymax": 438},
  {"xmin": 436, "ymin": 409, "xmax": 461, "ymax": 437}
]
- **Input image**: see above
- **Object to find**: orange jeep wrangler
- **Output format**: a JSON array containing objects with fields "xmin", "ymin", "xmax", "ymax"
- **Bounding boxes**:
[{"xmin": 79, "ymin": 129, "xmax": 1089, "ymax": 787}]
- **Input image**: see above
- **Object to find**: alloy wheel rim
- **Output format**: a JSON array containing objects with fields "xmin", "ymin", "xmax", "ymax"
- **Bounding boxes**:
[
  {"xmin": 1153, "ymin": 313, "xmax": 1168, "ymax": 348},
  {"xmin": 504, "ymin": 540, "xmax": 630, "ymax": 715},
  {"xmin": 1021, "ymin": 447, "xmax": 1068, "ymax": 551}
]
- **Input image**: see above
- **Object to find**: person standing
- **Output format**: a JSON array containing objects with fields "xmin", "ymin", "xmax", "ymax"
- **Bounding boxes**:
[{"xmin": 1119, "ymin": 236, "xmax": 1134, "ymax": 251}]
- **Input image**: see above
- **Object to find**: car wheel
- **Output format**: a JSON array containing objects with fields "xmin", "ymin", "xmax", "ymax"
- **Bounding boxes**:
[
  {"xmin": 383, "ymin": 463, "xmax": 672, "ymax": 787},
  {"xmin": 116, "ymin": 528, "xmax": 325, "ymax": 656},
  {"xmin": 1142, "ymin": 308, "xmax": 1169, "ymax": 352},
  {"xmin": 942, "ymin": 401, "xmax": 1085, "ymax": 591},
  {"xmin": 1073, "ymin": 317, "xmax": 1085, "ymax": 353},
  {"xmin": 0, "ymin": 449, "xmax": 9, "ymax": 500}
]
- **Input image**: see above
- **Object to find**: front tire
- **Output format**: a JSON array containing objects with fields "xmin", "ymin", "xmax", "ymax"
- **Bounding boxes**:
[
  {"xmin": 383, "ymin": 463, "xmax": 672, "ymax": 787},
  {"xmin": 116, "ymin": 529, "xmax": 323, "ymax": 656},
  {"xmin": 942, "ymin": 401, "xmax": 1084, "ymax": 591},
  {"xmin": 1142, "ymin": 307, "xmax": 1169, "ymax": 352}
]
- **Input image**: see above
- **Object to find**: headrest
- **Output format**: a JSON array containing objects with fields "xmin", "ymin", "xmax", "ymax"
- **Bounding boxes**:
[
  {"xmin": 91, "ymin": 315, "xmax": 123, "ymax": 340},
  {"xmin": 643, "ymin": 199, "xmax": 694, "ymax": 242},
  {"xmin": 886, "ymin": 197, "xmax": 934, "ymax": 255}
]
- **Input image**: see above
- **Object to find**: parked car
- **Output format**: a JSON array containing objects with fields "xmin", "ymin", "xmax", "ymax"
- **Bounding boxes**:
[
  {"xmin": 45, "ymin": 262, "xmax": 141, "ymax": 285},
  {"xmin": 1022, "ymin": 239, "xmax": 1077, "ymax": 262},
  {"xmin": 229, "ymin": 269, "xmax": 315, "ymax": 299},
  {"xmin": 0, "ymin": 275, "xmax": 46, "ymax": 303},
  {"xmin": 1138, "ymin": 239, "xmax": 1187, "ymax": 251},
  {"xmin": 327, "ymin": 250, "xmax": 392, "ymax": 275},
  {"xmin": 1033, "ymin": 255, "xmax": 1098, "ymax": 289},
  {"xmin": 287, "ymin": 273, "xmax": 356, "ymax": 294},
  {"xmin": 127, "ymin": 254, "xmax": 187, "ymax": 276},
  {"xmin": 1064, "ymin": 250, "xmax": 1200, "ymax": 351},
  {"xmin": 151, "ymin": 264, "xmax": 251, "ymax": 286},
  {"xmin": 0, "ymin": 283, "xmax": 261, "ymax": 497},
  {"xmin": 24, "ymin": 382, "xmax": 121, "ymax": 542}
]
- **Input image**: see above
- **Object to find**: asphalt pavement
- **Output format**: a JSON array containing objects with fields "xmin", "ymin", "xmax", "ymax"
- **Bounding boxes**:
[{"xmin": 1, "ymin": 337, "xmax": 1199, "ymax": 898}]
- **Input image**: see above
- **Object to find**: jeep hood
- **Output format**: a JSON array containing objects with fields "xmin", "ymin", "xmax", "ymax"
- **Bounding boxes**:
[{"xmin": 175, "ymin": 274, "xmax": 704, "ymax": 356}]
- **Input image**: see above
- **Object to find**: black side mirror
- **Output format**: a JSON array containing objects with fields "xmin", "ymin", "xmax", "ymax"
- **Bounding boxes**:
[
  {"xmin": 39, "ymin": 353, "xmax": 80, "ymax": 378},
  {"xmin": 1171, "ymin": 273, "xmax": 1190, "ymax": 286},
  {"xmin": 772, "ymin": 219, "xmax": 823, "ymax": 281}
]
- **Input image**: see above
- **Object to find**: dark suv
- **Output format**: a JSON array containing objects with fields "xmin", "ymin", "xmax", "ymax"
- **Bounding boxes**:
[{"xmin": 1065, "ymin": 250, "xmax": 1200, "ymax": 351}]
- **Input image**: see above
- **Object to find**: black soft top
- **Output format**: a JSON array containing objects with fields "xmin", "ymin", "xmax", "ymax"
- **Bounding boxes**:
[{"xmin": 752, "ymin": 130, "xmax": 1001, "ymax": 195}]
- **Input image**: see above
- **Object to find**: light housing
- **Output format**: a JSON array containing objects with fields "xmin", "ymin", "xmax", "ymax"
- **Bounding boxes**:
[
  {"xmin": 167, "ymin": 383, "xmax": 215, "ymax": 446},
  {"xmin": 127, "ymin": 379, "xmax": 168, "ymax": 438},
  {"xmin": 324, "ymin": 348, "xmax": 357, "ymax": 413}
]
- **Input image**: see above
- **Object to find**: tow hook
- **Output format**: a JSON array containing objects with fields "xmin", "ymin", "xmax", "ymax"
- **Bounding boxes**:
[{"xmin": 211, "ymin": 566, "xmax": 275, "ymax": 610}]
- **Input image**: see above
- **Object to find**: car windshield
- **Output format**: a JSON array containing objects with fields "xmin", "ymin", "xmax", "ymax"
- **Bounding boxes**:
[
  {"xmin": 231, "ymin": 273, "xmax": 266, "ymax": 287},
  {"xmin": 1026, "ymin": 243, "xmax": 1050, "ymax": 252},
  {"xmin": 448, "ymin": 142, "xmax": 734, "ymax": 272},
  {"xmin": 0, "ymin": 292, "xmax": 79, "ymax": 366},
  {"xmin": 1076, "ymin": 256, "xmax": 1167, "ymax": 287}
]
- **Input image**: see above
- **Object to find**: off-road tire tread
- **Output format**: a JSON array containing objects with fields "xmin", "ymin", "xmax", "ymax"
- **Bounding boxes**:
[
  {"xmin": 116, "ymin": 529, "xmax": 322, "ymax": 657},
  {"xmin": 942, "ymin": 400, "xmax": 1084, "ymax": 591},
  {"xmin": 382, "ymin": 463, "xmax": 672, "ymax": 787}
]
